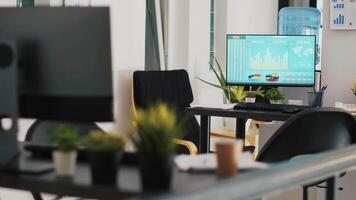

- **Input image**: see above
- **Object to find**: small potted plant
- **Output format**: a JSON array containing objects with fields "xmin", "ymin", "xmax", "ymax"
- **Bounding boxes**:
[
  {"xmin": 131, "ymin": 103, "xmax": 180, "ymax": 191},
  {"xmin": 245, "ymin": 86, "xmax": 264, "ymax": 103},
  {"xmin": 265, "ymin": 88, "xmax": 285, "ymax": 104},
  {"xmin": 49, "ymin": 124, "xmax": 81, "ymax": 177},
  {"xmin": 196, "ymin": 57, "xmax": 263, "ymax": 130},
  {"xmin": 84, "ymin": 131, "xmax": 125, "ymax": 185}
]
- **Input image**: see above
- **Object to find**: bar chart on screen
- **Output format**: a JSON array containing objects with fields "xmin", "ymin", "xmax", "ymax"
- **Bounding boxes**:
[{"xmin": 330, "ymin": 0, "xmax": 356, "ymax": 30}]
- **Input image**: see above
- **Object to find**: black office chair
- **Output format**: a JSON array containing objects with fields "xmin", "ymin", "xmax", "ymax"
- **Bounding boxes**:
[
  {"xmin": 25, "ymin": 120, "xmax": 103, "ymax": 144},
  {"xmin": 25, "ymin": 120, "xmax": 103, "ymax": 200},
  {"xmin": 133, "ymin": 69, "xmax": 256, "ymax": 154},
  {"xmin": 256, "ymin": 107, "xmax": 356, "ymax": 200},
  {"xmin": 133, "ymin": 70, "xmax": 200, "ymax": 154}
]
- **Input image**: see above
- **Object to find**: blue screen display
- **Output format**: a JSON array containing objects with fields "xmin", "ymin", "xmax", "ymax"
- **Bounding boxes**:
[{"xmin": 226, "ymin": 35, "xmax": 316, "ymax": 86}]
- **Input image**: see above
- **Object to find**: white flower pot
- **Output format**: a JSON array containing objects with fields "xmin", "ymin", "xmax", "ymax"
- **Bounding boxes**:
[
  {"xmin": 245, "ymin": 97, "xmax": 256, "ymax": 103},
  {"xmin": 53, "ymin": 151, "xmax": 77, "ymax": 176},
  {"xmin": 270, "ymin": 100, "xmax": 283, "ymax": 104}
]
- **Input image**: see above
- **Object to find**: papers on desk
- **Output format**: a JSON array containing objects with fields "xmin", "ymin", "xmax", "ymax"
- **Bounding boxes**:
[
  {"xmin": 175, "ymin": 152, "xmax": 268, "ymax": 172},
  {"xmin": 191, "ymin": 104, "xmax": 235, "ymax": 110}
]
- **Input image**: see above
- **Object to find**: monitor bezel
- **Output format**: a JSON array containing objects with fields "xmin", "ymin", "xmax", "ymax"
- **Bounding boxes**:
[{"xmin": 225, "ymin": 34, "xmax": 316, "ymax": 87}]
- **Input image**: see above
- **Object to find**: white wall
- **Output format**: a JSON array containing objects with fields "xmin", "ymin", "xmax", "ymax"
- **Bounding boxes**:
[
  {"xmin": 0, "ymin": 0, "xmax": 16, "ymax": 6},
  {"xmin": 321, "ymin": 0, "xmax": 356, "ymax": 106},
  {"xmin": 168, "ymin": 0, "xmax": 224, "ymax": 129},
  {"xmin": 167, "ymin": 0, "xmax": 189, "ymax": 69},
  {"xmin": 95, "ymin": 0, "xmax": 146, "ymax": 133},
  {"xmin": 215, "ymin": 0, "xmax": 278, "ymax": 83},
  {"xmin": 226, "ymin": 0, "xmax": 278, "ymax": 34}
]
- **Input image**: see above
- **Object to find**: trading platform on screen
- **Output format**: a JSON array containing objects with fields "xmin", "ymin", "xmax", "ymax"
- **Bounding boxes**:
[{"xmin": 226, "ymin": 35, "xmax": 316, "ymax": 86}]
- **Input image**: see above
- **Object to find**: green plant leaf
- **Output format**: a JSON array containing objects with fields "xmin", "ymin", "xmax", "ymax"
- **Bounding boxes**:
[
  {"xmin": 84, "ymin": 131, "xmax": 125, "ymax": 152},
  {"xmin": 131, "ymin": 103, "xmax": 178, "ymax": 154},
  {"xmin": 208, "ymin": 61, "xmax": 226, "ymax": 88},
  {"xmin": 196, "ymin": 77, "xmax": 223, "ymax": 89},
  {"xmin": 48, "ymin": 124, "xmax": 81, "ymax": 152},
  {"xmin": 213, "ymin": 56, "xmax": 227, "ymax": 84}
]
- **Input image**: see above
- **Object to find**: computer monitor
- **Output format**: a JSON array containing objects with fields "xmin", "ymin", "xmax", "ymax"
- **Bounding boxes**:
[
  {"xmin": 226, "ymin": 34, "xmax": 316, "ymax": 87},
  {"xmin": 0, "ymin": 7, "xmax": 113, "ymax": 122}
]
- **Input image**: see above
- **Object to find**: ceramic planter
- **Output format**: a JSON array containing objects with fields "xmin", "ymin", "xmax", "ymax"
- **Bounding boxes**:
[
  {"xmin": 53, "ymin": 151, "xmax": 77, "ymax": 176},
  {"xmin": 87, "ymin": 150, "xmax": 123, "ymax": 185},
  {"xmin": 139, "ymin": 154, "xmax": 174, "ymax": 191},
  {"xmin": 245, "ymin": 97, "xmax": 256, "ymax": 103},
  {"xmin": 270, "ymin": 100, "xmax": 283, "ymax": 104}
]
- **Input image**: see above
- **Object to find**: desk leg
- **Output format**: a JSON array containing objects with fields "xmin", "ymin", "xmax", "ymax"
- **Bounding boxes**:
[
  {"xmin": 199, "ymin": 115, "xmax": 210, "ymax": 154},
  {"xmin": 326, "ymin": 176, "xmax": 337, "ymax": 200},
  {"xmin": 235, "ymin": 118, "xmax": 246, "ymax": 146},
  {"xmin": 32, "ymin": 192, "xmax": 43, "ymax": 200}
]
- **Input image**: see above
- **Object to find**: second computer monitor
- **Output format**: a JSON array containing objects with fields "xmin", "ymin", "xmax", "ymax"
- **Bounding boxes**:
[{"xmin": 226, "ymin": 34, "xmax": 316, "ymax": 87}]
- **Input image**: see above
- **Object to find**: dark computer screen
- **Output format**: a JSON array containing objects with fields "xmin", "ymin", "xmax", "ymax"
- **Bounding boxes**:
[
  {"xmin": 226, "ymin": 34, "xmax": 316, "ymax": 87},
  {"xmin": 0, "ymin": 7, "xmax": 113, "ymax": 122}
]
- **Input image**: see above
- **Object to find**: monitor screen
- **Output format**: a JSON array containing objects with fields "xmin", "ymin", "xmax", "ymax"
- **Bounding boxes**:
[
  {"xmin": 0, "ymin": 7, "xmax": 113, "ymax": 122},
  {"xmin": 226, "ymin": 34, "xmax": 316, "ymax": 87}
]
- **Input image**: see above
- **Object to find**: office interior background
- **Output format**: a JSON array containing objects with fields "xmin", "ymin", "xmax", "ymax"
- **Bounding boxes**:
[{"xmin": 0, "ymin": 0, "xmax": 355, "ymax": 199}]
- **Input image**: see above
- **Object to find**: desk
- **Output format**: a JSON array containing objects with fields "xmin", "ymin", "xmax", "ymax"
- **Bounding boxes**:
[
  {"xmin": 0, "ymin": 153, "xmax": 250, "ymax": 200},
  {"xmin": 186, "ymin": 107, "xmax": 294, "ymax": 153},
  {"xmin": 1, "ymin": 144, "xmax": 352, "ymax": 200}
]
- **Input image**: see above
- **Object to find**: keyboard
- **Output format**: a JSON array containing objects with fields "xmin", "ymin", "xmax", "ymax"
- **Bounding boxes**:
[{"xmin": 233, "ymin": 103, "xmax": 311, "ymax": 113}]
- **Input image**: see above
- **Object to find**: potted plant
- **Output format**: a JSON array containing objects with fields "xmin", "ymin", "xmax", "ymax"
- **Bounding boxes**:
[
  {"xmin": 196, "ymin": 57, "xmax": 250, "ymax": 103},
  {"xmin": 197, "ymin": 57, "xmax": 264, "ymax": 130},
  {"xmin": 131, "ymin": 103, "xmax": 180, "ymax": 191},
  {"xmin": 83, "ymin": 131, "xmax": 125, "ymax": 185},
  {"xmin": 49, "ymin": 124, "xmax": 81, "ymax": 177},
  {"xmin": 265, "ymin": 88, "xmax": 285, "ymax": 104},
  {"xmin": 245, "ymin": 86, "xmax": 264, "ymax": 103}
]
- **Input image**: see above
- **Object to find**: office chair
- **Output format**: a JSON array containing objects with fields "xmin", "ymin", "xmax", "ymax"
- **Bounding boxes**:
[
  {"xmin": 133, "ymin": 70, "xmax": 199, "ymax": 155},
  {"xmin": 25, "ymin": 120, "xmax": 103, "ymax": 144},
  {"xmin": 133, "ymin": 69, "xmax": 257, "ymax": 154},
  {"xmin": 256, "ymin": 107, "xmax": 356, "ymax": 200}
]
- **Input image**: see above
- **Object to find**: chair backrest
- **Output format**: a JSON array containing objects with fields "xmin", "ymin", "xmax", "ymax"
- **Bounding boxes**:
[
  {"xmin": 133, "ymin": 69, "xmax": 200, "ymax": 148},
  {"xmin": 25, "ymin": 120, "xmax": 103, "ymax": 144},
  {"xmin": 133, "ymin": 69, "xmax": 193, "ymax": 108},
  {"xmin": 257, "ymin": 107, "xmax": 356, "ymax": 163}
]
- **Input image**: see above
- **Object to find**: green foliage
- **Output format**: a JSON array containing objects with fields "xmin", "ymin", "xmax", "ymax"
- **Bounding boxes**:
[
  {"xmin": 265, "ymin": 88, "xmax": 285, "ymax": 101},
  {"xmin": 49, "ymin": 125, "xmax": 81, "ymax": 152},
  {"xmin": 245, "ymin": 86, "xmax": 264, "ymax": 98},
  {"xmin": 131, "ymin": 103, "xmax": 180, "ymax": 155},
  {"xmin": 352, "ymin": 81, "xmax": 356, "ymax": 96},
  {"xmin": 196, "ymin": 57, "xmax": 263, "ymax": 103},
  {"xmin": 84, "ymin": 131, "xmax": 125, "ymax": 152}
]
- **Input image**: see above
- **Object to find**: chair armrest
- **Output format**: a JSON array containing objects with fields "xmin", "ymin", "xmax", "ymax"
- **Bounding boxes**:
[
  {"xmin": 251, "ymin": 119, "xmax": 273, "ymax": 125},
  {"xmin": 174, "ymin": 139, "xmax": 198, "ymax": 155}
]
